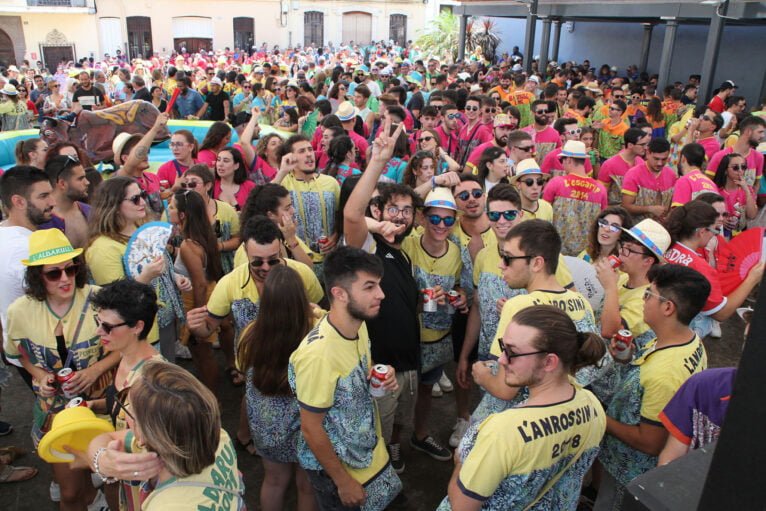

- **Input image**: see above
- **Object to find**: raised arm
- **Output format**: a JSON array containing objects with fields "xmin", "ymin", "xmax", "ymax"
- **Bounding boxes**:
[{"xmin": 122, "ymin": 113, "xmax": 169, "ymax": 174}]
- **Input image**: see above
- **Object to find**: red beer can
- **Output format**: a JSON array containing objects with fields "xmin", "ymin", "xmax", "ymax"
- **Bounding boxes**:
[
  {"xmin": 66, "ymin": 397, "xmax": 88, "ymax": 408},
  {"xmin": 318, "ymin": 235, "xmax": 329, "ymax": 246},
  {"xmin": 613, "ymin": 329, "xmax": 633, "ymax": 362},
  {"xmin": 56, "ymin": 368, "xmax": 77, "ymax": 399},
  {"xmin": 422, "ymin": 288, "xmax": 438, "ymax": 312},
  {"xmin": 370, "ymin": 364, "xmax": 389, "ymax": 397},
  {"xmin": 608, "ymin": 255, "xmax": 622, "ymax": 269}
]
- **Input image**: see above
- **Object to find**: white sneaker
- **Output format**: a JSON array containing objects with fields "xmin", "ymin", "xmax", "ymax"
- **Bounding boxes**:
[
  {"xmin": 710, "ymin": 321, "xmax": 722, "ymax": 339},
  {"xmin": 449, "ymin": 418, "xmax": 470, "ymax": 448},
  {"xmin": 438, "ymin": 373, "xmax": 454, "ymax": 393},
  {"xmin": 431, "ymin": 383, "xmax": 443, "ymax": 397},
  {"xmin": 50, "ymin": 481, "xmax": 60, "ymax": 502},
  {"xmin": 175, "ymin": 340, "xmax": 192, "ymax": 360}
]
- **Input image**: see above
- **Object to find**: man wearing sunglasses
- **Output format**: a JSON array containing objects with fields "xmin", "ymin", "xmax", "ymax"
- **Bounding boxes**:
[
  {"xmin": 598, "ymin": 128, "xmax": 649, "ymax": 205},
  {"xmin": 706, "ymin": 115, "xmax": 765, "ymax": 190},
  {"xmin": 541, "ymin": 118, "xmax": 594, "ymax": 178},
  {"xmin": 543, "ymin": 140, "xmax": 608, "ymax": 256},
  {"xmin": 41, "ymin": 155, "xmax": 90, "ymax": 249},
  {"xmin": 464, "ymin": 114, "xmax": 514, "ymax": 175},
  {"xmin": 472, "ymin": 220, "xmax": 599, "ymax": 423},
  {"xmin": 435, "ymin": 103, "xmax": 460, "ymax": 160},
  {"xmin": 596, "ymin": 265, "xmax": 709, "ymax": 510},
  {"xmin": 187, "ymin": 217, "xmax": 323, "ymax": 349},
  {"xmin": 521, "ymin": 99, "xmax": 561, "ymax": 164},
  {"xmin": 456, "ymin": 97, "xmax": 492, "ymax": 168},
  {"xmin": 510, "ymin": 159, "xmax": 552, "ymax": 222},
  {"xmin": 693, "ymin": 107, "xmax": 724, "ymax": 161}
]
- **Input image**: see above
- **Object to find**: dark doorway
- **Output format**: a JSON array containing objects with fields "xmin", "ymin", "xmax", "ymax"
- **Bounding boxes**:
[
  {"xmin": 233, "ymin": 17, "xmax": 254, "ymax": 52},
  {"xmin": 127, "ymin": 16, "xmax": 153, "ymax": 59},
  {"xmin": 174, "ymin": 38, "xmax": 213, "ymax": 55},
  {"xmin": 41, "ymin": 45, "xmax": 74, "ymax": 74},
  {"xmin": 0, "ymin": 29, "xmax": 14, "ymax": 67},
  {"xmin": 304, "ymin": 11, "xmax": 324, "ymax": 48},
  {"xmin": 389, "ymin": 14, "xmax": 407, "ymax": 47}
]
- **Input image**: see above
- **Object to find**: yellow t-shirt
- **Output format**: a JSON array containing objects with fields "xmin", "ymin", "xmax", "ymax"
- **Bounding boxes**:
[
  {"xmin": 401, "ymin": 232, "xmax": 462, "ymax": 343},
  {"xmin": 135, "ymin": 430, "xmax": 244, "ymax": 511},
  {"xmin": 86, "ymin": 236, "xmax": 159, "ymax": 343},
  {"xmin": 455, "ymin": 386, "xmax": 605, "ymax": 508},
  {"xmin": 490, "ymin": 289, "xmax": 597, "ymax": 358},
  {"xmin": 521, "ymin": 199, "xmax": 554, "ymax": 222},
  {"xmin": 617, "ymin": 274, "xmax": 651, "ymax": 340},
  {"xmin": 289, "ymin": 317, "xmax": 390, "ymax": 485},
  {"xmin": 206, "ymin": 259, "xmax": 323, "ymax": 342},
  {"xmin": 281, "ymin": 172, "xmax": 340, "ymax": 262}
]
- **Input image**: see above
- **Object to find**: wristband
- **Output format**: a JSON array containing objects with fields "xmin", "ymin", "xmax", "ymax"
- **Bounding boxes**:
[
  {"xmin": 93, "ymin": 447, "xmax": 118, "ymax": 484},
  {"xmin": 431, "ymin": 176, "xmax": 436, "ymax": 190}
]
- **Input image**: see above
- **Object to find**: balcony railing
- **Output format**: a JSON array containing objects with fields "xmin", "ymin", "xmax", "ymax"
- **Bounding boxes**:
[{"xmin": 26, "ymin": 0, "xmax": 87, "ymax": 6}]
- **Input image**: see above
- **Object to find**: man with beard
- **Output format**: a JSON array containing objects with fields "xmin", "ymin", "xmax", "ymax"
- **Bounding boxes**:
[
  {"xmin": 706, "ymin": 115, "xmax": 765, "ymax": 190},
  {"xmin": 0, "ymin": 166, "xmax": 56, "ymax": 394},
  {"xmin": 187, "ymin": 216, "xmax": 323, "ymax": 347},
  {"xmin": 440, "ymin": 306, "xmax": 605, "ymax": 511},
  {"xmin": 464, "ymin": 114, "xmax": 515, "ymax": 175},
  {"xmin": 521, "ymin": 100, "xmax": 562, "ymax": 164},
  {"xmin": 71, "ymin": 70, "xmax": 105, "ymax": 112},
  {"xmin": 598, "ymin": 128, "xmax": 649, "ymax": 205},
  {"xmin": 171, "ymin": 77, "xmax": 205, "ymax": 120},
  {"xmin": 456, "ymin": 96, "xmax": 493, "ymax": 168},
  {"xmin": 275, "ymin": 135, "xmax": 341, "ymax": 276},
  {"xmin": 40, "ymin": 155, "xmax": 90, "ymax": 248},
  {"xmin": 289, "ymin": 246, "xmax": 402, "ymax": 510},
  {"xmin": 344, "ymin": 119, "xmax": 422, "ymax": 475},
  {"xmin": 540, "ymin": 118, "xmax": 595, "ymax": 177}
]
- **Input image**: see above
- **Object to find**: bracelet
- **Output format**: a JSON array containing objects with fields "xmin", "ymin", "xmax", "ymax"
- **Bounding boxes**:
[
  {"xmin": 93, "ymin": 447, "xmax": 118, "ymax": 484},
  {"xmin": 431, "ymin": 176, "xmax": 436, "ymax": 190}
]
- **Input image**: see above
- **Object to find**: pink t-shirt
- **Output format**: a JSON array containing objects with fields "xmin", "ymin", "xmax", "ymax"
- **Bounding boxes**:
[
  {"xmin": 197, "ymin": 149, "xmax": 217, "ymax": 168},
  {"xmin": 718, "ymin": 186, "xmax": 753, "ymax": 217},
  {"xmin": 622, "ymin": 163, "xmax": 678, "ymax": 196},
  {"xmin": 466, "ymin": 141, "xmax": 509, "ymax": 172},
  {"xmin": 458, "ymin": 122, "xmax": 493, "ymax": 146},
  {"xmin": 213, "ymin": 179, "xmax": 255, "ymax": 211},
  {"xmin": 252, "ymin": 157, "xmax": 277, "ymax": 182},
  {"xmin": 347, "ymin": 129, "xmax": 369, "ymax": 164},
  {"xmin": 541, "ymin": 147, "xmax": 593, "ymax": 176},
  {"xmin": 521, "ymin": 125, "xmax": 562, "ymax": 162},
  {"xmin": 671, "ymin": 170, "xmax": 719, "ymax": 206},
  {"xmin": 436, "ymin": 126, "xmax": 459, "ymax": 159},
  {"xmin": 157, "ymin": 159, "xmax": 197, "ymax": 187},
  {"xmin": 598, "ymin": 152, "xmax": 644, "ymax": 185},
  {"xmin": 706, "ymin": 146, "xmax": 764, "ymax": 189},
  {"xmin": 698, "ymin": 136, "xmax": 722, "ymax": 162},
  {"xmin": 542, "ymin": 173, "xmax": 608, "ymax": 209},
  {"xmin": 664, "ymin": 242, "xmax": 727, "ymax": 314}
]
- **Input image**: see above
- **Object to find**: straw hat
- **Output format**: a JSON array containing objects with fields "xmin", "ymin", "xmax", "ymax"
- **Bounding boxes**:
[
  {"xmin": 621, "ymin": 219, "xmax": 671, "ymax": 262},
  {"xmin": 511, "ymin": 158, "xmax": 545, "ymax": 184},
  {"xmin": 424, "ymin": 187, "xmax": 457, "ymax": 211},
  {"xmin": 558, "ymin": 140, "xmax": 588, "ymax": 159},
  {"xmin": 22, "ymin": 228, "xmax": 83, "ymax": 266},
  {"xmin": 336, "ymin": 101, "xmax": 357, "ymax": 122},
  {"xmin": 0, "ymin": 83, "xmax": 18, "ymax": 96},
  {"xmin": 112, "ymin": 132, "xmax": 142, "ymax": 163}
]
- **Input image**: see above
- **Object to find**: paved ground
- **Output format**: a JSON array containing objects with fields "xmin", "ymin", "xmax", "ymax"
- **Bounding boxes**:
[{"xmin": 0, "ymin": 315, "xmax": 747, "ymax": 510}]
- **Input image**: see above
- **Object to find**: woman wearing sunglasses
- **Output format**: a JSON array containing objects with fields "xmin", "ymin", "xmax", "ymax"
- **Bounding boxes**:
[
  {"xmin": 417, "ymin": 128, "xmax": 460, "ymax": 174},
  {"xmin": 712, "ymin": 152, "xmax": 758, "ymax": 236},
  {"xmin": 86, "ymin": 177, "xmax": 189, "ymax": 361},
  {"xmin": 5, "ymin": 229, "xmax": 118, "ymax": 497},
  {"xmin": 581, "ymin": 206, "xmax": 633, "ymax": 264},
  {"xmin": 79, "ymin": 360, "xmax": 244, "ymax": 511},
  {"xmin": 86, "ymin": 279, "xmax": 164, "ymax": 510}
]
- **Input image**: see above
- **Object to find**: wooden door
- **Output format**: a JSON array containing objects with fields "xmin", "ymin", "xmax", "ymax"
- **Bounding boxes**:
[
  {"xmin": 0, "ymin": 29, "xmax": 14, "ymax": 68},
  {"xmin": 304, "ymin": 11, "xmax": 324, "ymax": 48},
  {"xmin": 42, "ymin": 46, "xmax": 74, "ymax": 73},
  {"xmin": 342, "ymin": 12, "xmax": 371, "ymax": 46}
]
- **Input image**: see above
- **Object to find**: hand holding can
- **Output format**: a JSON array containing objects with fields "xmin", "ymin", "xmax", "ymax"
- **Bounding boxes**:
[
  {"xmin": 369, "ymin": 365, "xmax": 389, "ymax": 397},
  {"xmin": 611, "ymin": 329, "xmax": 634, "ymax": 362}
]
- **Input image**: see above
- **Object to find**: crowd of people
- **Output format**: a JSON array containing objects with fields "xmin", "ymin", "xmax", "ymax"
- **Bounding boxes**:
[{"xmin": 0, "ymin": 39, "xmax": 763, "ymax": 510}]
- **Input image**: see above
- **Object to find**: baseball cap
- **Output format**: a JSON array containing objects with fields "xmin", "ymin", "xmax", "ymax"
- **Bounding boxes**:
[{"xmin": 208, "ymin": 77, "xmax": 223, "ymax": 86}]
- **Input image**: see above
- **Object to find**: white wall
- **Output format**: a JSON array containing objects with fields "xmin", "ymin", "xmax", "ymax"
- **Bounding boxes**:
[{"xmin": 491, "ymin": 17, "xmax": 766, "ymax": 105}]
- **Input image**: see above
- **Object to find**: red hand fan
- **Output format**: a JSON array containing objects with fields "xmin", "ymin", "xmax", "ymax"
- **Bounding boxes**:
[
  {"xmin": 716, "ymin": 227, "xmax": 765, "ymax": 296},
  {"xmin": 165, "ymin": 88, "xmax": 180, "ymax": 113}
]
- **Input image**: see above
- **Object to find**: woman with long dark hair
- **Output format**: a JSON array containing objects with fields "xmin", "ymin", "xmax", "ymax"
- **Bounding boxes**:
[
  {"xmin": 213, "ymin": 146, "xmax": 255, "ymax": 211},
  {"xmin": 712, "ymin": 152, "xmax": 757, "ymax": 234},
  {"xmin": 197, "ymin": 121, "xmax": 232, "ymax": 168},
  {"xmin": 168, "ymin": 190, "xmax": 222, "ymax": 392},
  {"xmin": 476, "ymin": 146, "xmax": 511, "ymax": 192},
  {"xmin": 14, "ymin": 137, "xmax": 48, "ymax": 168},
  {"xmin": 324, "ymin": 135, "xmax": 360, "ymax": 184},
  {"xmin": 581, "ymin": 206, "xmax": 633, "ymax": 263},
  {"xmin": 238, "ymin": 265, "xmax": 318, "ymax": 511}
]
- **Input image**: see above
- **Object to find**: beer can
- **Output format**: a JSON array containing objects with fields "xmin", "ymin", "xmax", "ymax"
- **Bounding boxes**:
[
  {"xmin": 318, "ymin": 235, "xmax": 329, "ymax": 246},
  {"xmin": 608, "ymin": 255, "xmax": 622, "ymax": 269},
  {"xmin": 159, "ymin": 179, "xmax": 170, "ymax": 191},
  {"xmin": 66, "ymin": 397, "xmax": 88, "ymax": 409},
  {"xmin": 370, "ymin": 364, "xmax": 389, "ymax": 397},
  {"xmin": 56, "ymin": 368, "xmax": 77, "ymax": 399},
  {"xmin": 422, "ymin": 288, "xmax": 438, "ymax": 312},
  {"xmin": 613, "ymin": 329, "xmax": 633, "ymax": 362},
  {"xmin": 447, "ymin": 290, "xmax": 459, "ymax": 314}
]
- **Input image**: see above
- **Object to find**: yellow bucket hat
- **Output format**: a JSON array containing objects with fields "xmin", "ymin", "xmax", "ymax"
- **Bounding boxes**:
[{"xmin": 22, "ymin": 228, "xmax": 83, "ymax": 266}]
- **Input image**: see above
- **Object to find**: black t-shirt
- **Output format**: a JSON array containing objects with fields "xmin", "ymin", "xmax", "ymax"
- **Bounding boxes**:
[
  {"xmin": 365, "ymin": 235, "xmax": 421, "ymax": 371},
  {"xmin": 72, "ymin": 86, "xmax": 105, "ymax": 110},
  {"xmin": 205, "ymin": 91, "xmax": 230, "ymax": 121},
  {"xmin": 133, "ymin": 87, "xmax": 152, "ymax": 102},
  {"xmin": 408, "ymin": 91, "xmax": 425, "ymax": 113}
]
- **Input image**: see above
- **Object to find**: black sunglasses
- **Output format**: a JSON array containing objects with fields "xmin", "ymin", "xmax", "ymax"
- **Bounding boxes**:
[
  {"xmin": 181, "ymin": 181, "xmax": 199, "ymax": 189},
  {"xmin": 43, "ymin": 264, "xmax": 79, "ymax": 281},
  {"xmin": 535, "ymin": 109, "xmax": 550, "ymax": 115},
  {"xmin": 456, "ymin": 189, "xmax": 484, "ymax": 201},
  {"xmin": 94, "ymin": 314, "xmax": 129, "ymax": 334},
  {"xmin": 515, "ymin": 145, "xmax": 535, "ymax": 153},
  {"xmin": 124, "ymin": 191, "xmax": 148, "ymax": 205},
  {"xmin": 419, "ymin": 136, "xmax": 434, "ymax": 143},
  {"xmin": 488, "ymin": 209, "xmax": 520, "ymax": 222},
  {"xmin": 497, "ymin": 338, "xmax": 548, "ymax": 360},
  {"xmin": 498, "ymin": 249, "xmax": 532, "ymax": 266},
  {"xmin": 521, "ymin": 178, "xmax": 545, "ymax": 187},
  {"xmin": 250, "ymin": 257, "xmax": 281, "ymax": 269}
]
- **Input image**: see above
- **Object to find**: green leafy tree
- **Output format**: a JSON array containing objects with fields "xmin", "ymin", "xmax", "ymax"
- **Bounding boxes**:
[{"xmin": 415, "ymin": 11, "xmax": 460, "ymax": 62}]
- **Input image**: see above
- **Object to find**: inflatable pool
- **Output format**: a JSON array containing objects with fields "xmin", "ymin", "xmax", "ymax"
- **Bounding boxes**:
[{"xmin": 0, "ymin": 121, "xmax": 292, "ymax": 172}]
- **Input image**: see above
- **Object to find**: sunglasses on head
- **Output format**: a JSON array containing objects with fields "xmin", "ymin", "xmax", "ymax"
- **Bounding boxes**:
[
  {"xmin": 43, "ymin": 264, "xmax": 79, "ymax": 281},
  {"xmin": 487, "ymin": 209, "xmax": 519, "ymax": 222},
  {"xmin": 94, "ymin": 314, "xmax": 129, "ymax": 334},
  {"xmin": 250, "ymin": 257, "xmax": 281, "ymax": 268},
  {"xmin": 427, "ymin": 214, "xmax": 456, "ymax": 227},
  {"xmin": 521, "ymin": 178, "xmax": 545, "ymax": 187},
  {"xmin": 456, "ymin": 189, "xmax": 484, "ymax": 201},
  {"xmin": 124, "ymin": 191, "xmax": 148, "ymax": 206}
]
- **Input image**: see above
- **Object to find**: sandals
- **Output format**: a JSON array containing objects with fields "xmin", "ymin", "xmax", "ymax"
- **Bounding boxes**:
[
  {"xmin": 225, "ymin": 367, "xmax": 245, "ymax": 387},
  {"xmin": 0, "ymin": 464, "xmax": 37, "ymax": 483},
  {"xmin": 0, "ymin": 446, "xmax": 26, "ymax": 465}
]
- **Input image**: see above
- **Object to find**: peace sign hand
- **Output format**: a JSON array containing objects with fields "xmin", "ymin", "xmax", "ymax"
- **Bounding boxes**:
[{"xmin": 371, "ymin": 117, "xmax": 405, "ymax": 164}]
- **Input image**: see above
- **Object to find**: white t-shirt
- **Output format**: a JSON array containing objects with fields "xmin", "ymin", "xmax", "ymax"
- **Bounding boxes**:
[{"xmin": 0, "ymin": 225, "xmax": 32, "ymax": 365}]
